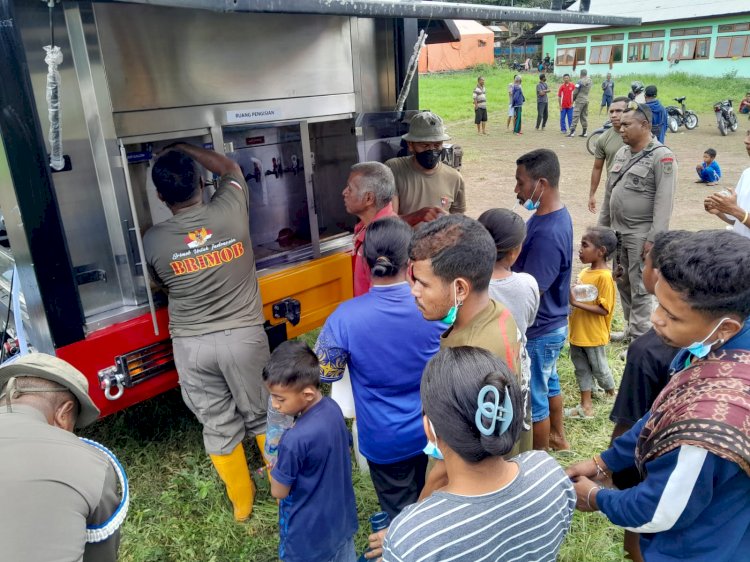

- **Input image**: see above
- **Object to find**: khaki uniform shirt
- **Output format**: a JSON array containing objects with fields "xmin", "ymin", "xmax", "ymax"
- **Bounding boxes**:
[
  {"xmin": 440, "ymin": 299, "xmax": 532, "ymax": 454},
  {"xmin": 574, "ymin": 76, "xmax": 593, "ymax": 103},
  {"xmin": 144, "ymin": 173, "xmax": 265, "ymax": 337},
  {"xmin": 0, "ymin": 405, "xmax": 120, "ymax": 562},
  {"xmin": 598, "ymin": 139, "xmax": 677, "ymax": 242},
  {"xmin": 386, "ymin": 156, "xmax": 466, "ymax": 215},
  {"xmin": 594, "ymin": 126, "xmax": 625, "ymax": 173}
]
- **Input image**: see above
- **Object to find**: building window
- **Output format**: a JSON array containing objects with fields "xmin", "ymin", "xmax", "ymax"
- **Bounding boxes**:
[
  {"xmin": 589, "ymin": 44, "xmax": 624, "ymax": 64},
  {"xmin": 715, "ymin": 35, "xmax": 750, "ymax": 58},
  {"xmin": 629, "ymin": 30, "xmax": 665, "ymax": 39},
  {"xmin": 558, "ymin": 35, "xmax": 587, "ymax": 45},
  {"xmin": 556, "ymin": 46, "xmax": 586, "ymax": 66},
  {"xmin": 718, "ymin": 23, "xmax": 750, "ymax": 33},
  {"xmin": 627, "ymin": 41, "xmax": 664, "ymax": 62},
  {"xmin": 591, "ymin": 33, "xmax": 625, "ymax": 42},
  {"xmin": 671, "ymin": 26, "xmax": 712, "ymax": 37},
  {"xmin": 669, "ymin": 38, "xmax": 711, "ymax": 60}
]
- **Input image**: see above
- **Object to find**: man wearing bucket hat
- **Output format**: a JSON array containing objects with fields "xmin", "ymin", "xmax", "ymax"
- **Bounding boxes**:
[
  {"xmin": 386, "ymin": 111, "xmax": 466, "ymax": 227},
  {"xmin": 0, "ymin": 353, "xmax": 123, "ymax": 562}
]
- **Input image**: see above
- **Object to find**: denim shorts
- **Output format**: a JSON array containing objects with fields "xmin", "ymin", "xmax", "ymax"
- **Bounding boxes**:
[{"xmin": 526, "ymin": 325, "xmax": 567, "ymax": 422}]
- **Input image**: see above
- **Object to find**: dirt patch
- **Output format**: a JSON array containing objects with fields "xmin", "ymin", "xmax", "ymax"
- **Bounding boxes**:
[{"xmin": 450, "ymin": 111, "xmax": 748, "ymax": 248}]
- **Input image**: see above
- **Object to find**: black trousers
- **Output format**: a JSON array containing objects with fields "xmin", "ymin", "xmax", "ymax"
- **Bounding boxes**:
[
  {"xmin": 536, "ymin": 101, "xmax": 549, "ymax": 129},
  {"xmin": 368, "ymin": 453, "xmax": 429, "ymax": 520}
]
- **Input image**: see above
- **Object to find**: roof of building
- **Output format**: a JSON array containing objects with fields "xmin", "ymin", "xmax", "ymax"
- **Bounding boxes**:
[
  {"xmin": 454, "ymin": 19, "xmax": 493, "ymax": 36},
  {"xmin": 537, "ymin": 0, "xmax": 750, "ymax": 35}
]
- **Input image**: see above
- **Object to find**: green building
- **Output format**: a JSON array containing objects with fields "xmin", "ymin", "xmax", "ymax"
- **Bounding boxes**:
[{"xmin": 538, "ymin": 0, "xmax": 750, "ymax": 77}]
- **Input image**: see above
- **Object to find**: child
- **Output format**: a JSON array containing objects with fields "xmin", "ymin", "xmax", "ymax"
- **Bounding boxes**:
[
  {"xmin": 695, "ymin": 148, "xmax": 721, "ymax": 185},
  {"xmin": 566, "ymin": 226, "xmax": 618, "ymax": 419},
  {"xmin": 264, "ymin": 340, "xmax": 358, "ymax": 562},
  {"xmin": 479, "ymin": 208, "xmax": 540, "ymax": 412},
  {"xmin": 739, "ymin": 92, "xmax": 750, "ymax": 114}
]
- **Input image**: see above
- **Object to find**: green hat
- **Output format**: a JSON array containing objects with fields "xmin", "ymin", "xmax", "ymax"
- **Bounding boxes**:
[
  {"xmin": 402, "ymin": 111, "xmax": 451, "ymax": 142},
  {"xmin": 0, "ymin": 353, "xmax": 100, "ymax": 428}
]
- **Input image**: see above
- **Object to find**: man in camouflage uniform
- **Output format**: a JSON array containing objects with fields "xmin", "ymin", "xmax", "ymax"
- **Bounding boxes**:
[
  {"xmin": 567, "ymin": 69, "xmax": 593, "ymax": 138},
  {"xmin": 598, "ymin": 103, "xmax": 677, "ymax": 340}
]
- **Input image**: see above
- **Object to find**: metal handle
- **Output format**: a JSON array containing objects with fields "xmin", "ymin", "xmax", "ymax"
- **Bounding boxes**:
[{"xmin": 118, "ymin": 140, "xmax": 159, "ymax": 336}]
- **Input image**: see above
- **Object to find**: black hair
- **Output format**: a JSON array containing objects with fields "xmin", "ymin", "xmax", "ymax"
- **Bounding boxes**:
[
  {"xmin": 408, "ymin": 214, "xmax": 495, "ymax": 291},
  {"xmin": 704, "ymin": 148, "xmax": 717, "ymax": 159},
  {"xmin": 421, "ymin": 346, "xmax": 523, "ymax": 463},
  {"xmin": 563, "ymin": 73, "xmax": 570, "ymax": 78},
  {"xmin": 477, "ymin": 208, "xmax": 526, "ymax": 262},
  {"xmin": 657, "ymin": 230, "xmax": 750, "ymax": 318},
  {"xmin": 151, "ymin": 150, "xmax": 200, "ymax": 205},
  {"xmin": 624, "ymin": 102, "xmax": 652, "ymax": 124},
  {"xmin": 612, "ymin": 96, "xmax": 630, "ymax": 105},
  {"xmin": 516, "ymin": 149, "xmax": 560, "ymax": 188},
  {"xmin": 363, "ymin": 216, "xmax": 412, "ymax": 277},
  {"xmin": 584, "ymin": 226, "xmax": 618, "ymax": 261},
  {"xmin": 262, "ymin": 340, "xmax": 320, "ymax": 390},
  {"xmin": 539, "ymin": 73, "xmax": 546, "ymax": 81},
  {"xmin": 649, "ymin": 230, "xmax": 690, "ymax": 269}
]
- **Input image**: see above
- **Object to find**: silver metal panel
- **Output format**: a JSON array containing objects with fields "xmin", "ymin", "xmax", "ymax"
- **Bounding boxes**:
[
  {"xmin": 93, "ymin": 4, "xmax": 355, "ymax": 113},
  {"xmin": 352, "ymin": 18, "xmax": 398, "ymax": 113},
  {"xmin": 112, "ymin": 94, "xmax": 357, "ymax": 139}
]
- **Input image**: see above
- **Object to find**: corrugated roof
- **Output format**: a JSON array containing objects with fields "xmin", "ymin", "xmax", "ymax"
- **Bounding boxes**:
[{"xmin": 538, "ymin": 0, "xmax": 750, "ymax": 35}]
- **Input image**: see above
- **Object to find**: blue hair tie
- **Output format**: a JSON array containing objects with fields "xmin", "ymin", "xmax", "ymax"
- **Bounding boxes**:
[{"xmin": 475, "ymin": 384, "xmax": 513, "ymax": 437}]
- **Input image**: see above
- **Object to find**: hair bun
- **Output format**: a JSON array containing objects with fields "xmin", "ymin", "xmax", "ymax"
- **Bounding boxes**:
[{"xmin": 371, "ymin": 255, "xmax": 397, "ymax": 277}]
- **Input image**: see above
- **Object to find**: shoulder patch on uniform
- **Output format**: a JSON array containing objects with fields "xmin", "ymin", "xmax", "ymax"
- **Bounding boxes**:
[{"xmin": 660, "ymin": 157, "xmax": 674, "ymax": 163}]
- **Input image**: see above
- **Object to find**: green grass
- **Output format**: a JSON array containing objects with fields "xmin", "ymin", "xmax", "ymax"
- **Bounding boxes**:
[{"xmin": 420, "ymin": 65, "xmax": 750, "ymax": 126}]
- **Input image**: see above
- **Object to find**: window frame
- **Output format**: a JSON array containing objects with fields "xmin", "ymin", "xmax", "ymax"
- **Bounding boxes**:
[
  {"xmin": 627, "ymin": 40, "xmax": 664, "ymax": 62},
  {"xmin": 714, "ymin": 35, "xmax": 750, "ymax": 58},
  {"xmin": 629, "ymin": 30, "xmax": 665, "ymax": 39},
  {"xmin": 558, "ymin": 35, "xmax": 587, "ymax": 45}
]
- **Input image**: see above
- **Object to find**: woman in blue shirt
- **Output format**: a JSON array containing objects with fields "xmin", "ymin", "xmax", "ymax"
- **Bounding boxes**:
[{"xmin": 315, "ymin": 217, "xmax": 444, "ymax": 519}]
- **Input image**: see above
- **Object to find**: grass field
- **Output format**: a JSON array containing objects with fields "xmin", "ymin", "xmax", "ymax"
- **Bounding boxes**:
[
  {"xmin": 421, "ymin": 65, "xmax": 750, "ymax": 124},
  {"xmin": 85, "ymin": 68, "xmax": 749, "ymax": 562}
]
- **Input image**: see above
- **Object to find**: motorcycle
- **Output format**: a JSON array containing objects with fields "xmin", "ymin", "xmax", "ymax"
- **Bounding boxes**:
[
  {"xmin": 586, "ymin": 120, "xmax": 612, "ymax": 156},
  {"xmin": 508, "ymin": 60, "xmax": 525, "ymax": 72},
  {"xmin": 714, "ymin": 99, "xmax": 739, "ymax": 136},
  {"xmin": 666, "ymin": 96, "xmax": 698, "ymax": 132}
]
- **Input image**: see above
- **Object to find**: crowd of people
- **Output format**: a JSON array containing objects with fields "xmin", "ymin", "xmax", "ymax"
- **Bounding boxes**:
[{"xmin": 2, "ymin": 87, "xmax": 750, "ymax": 562}]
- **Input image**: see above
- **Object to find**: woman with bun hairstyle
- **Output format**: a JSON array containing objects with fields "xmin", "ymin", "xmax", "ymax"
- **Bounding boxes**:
[
  {"xmin": 379, "ymin": 346, "xmax": 575, "ymax": 562},
  {"xmin": 315, "ymin": 217, "xmax": 444, "ymax": 519}
]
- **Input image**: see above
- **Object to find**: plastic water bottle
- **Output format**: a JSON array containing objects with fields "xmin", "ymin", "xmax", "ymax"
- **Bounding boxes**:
[
  {"xmin": 572, "ymin": 284, "xmax": 598, "ymax": 302},
  {"xmin": 358, "ymin": 512, "xmax": 391, "ymax": 561},
  {"xmin": 264, "ymin": 396, "xmax": 294, "ymax": 465}
]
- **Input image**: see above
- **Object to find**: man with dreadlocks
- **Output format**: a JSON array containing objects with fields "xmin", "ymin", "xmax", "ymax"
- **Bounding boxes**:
[{"xmin": 567, "ymin": 230, "xmax": 750, "ymax": 562}]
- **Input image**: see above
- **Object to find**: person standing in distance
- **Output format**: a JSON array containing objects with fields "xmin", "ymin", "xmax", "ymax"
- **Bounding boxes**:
[
  {"xmin": 144, "ymin": 143, "xmax": 270, "ymax": 521},
  {"xmin": 385, "ymin": 111, "xmax": 466, "ymax": 227},
  {"xmin": 598, "ymin": 103, "xmax": 677, "ymax": 341},
  {"xmin": 473, "ymin": 76, "xmax": 488, "ymax": 135},
  {"xmin": 568, "ymin": 68, "xmax": 593, "ymax": 138}
]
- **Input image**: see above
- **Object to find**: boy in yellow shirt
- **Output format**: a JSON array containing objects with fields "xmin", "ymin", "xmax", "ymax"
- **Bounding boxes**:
[{"xmin": 567, "ymin": 226, "xmax": 618, "ymax": 419}]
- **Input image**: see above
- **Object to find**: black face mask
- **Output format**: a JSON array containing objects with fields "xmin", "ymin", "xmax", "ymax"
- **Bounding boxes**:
[{"xmin": 415, "ymin": 149, "xmax": 442, "ymax": 170}]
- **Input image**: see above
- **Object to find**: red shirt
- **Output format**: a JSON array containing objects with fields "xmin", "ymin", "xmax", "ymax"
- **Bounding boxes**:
[
  {"xmin": 558, "ymin": 82, "xmax": 576, "ymax": 109},
  {"xmin": 352, "ymin": 202, "xmax": 397, "ymax": 296}
]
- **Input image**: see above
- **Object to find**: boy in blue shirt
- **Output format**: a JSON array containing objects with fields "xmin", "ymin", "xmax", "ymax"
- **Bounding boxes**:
[
  {"xmin": 265, "ymin": 341, "xmax": 358, "ymax": 562},
  {"xmin": 695, "ymin": 148, "xmax": 721, "ymax": 186}
]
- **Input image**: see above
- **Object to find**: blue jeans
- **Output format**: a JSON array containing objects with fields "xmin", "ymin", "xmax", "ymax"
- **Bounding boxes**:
[
  {"xmin": 527, "ymin": 326, "xmax": 567, "ymax": 423},
  {"xmin": 560, "ymin": 107, "xmax": 573, "ymax": 132},
  {"xmin": 697, "ymin": 167, "xmax": 720, "ymax": 183}
]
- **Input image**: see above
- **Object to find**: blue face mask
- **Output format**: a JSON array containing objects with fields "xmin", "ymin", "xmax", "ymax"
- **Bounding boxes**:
[
  {"xmin": 686, "ymin": 317, "xmax": 729, "ymax": 359},
  {"xmin": 440, "ymin": 281, "xmax": 460, "ymax": 325},
  {"xmin": 514, "ymin": 180, "xmax": 543, "ymax": 212},
  {"xmin": 422, "ymin": 419, "xmax": 444, "ymax": 460}
]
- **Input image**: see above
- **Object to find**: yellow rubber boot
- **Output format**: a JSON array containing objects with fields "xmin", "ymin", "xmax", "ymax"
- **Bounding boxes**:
[
  {"xmin": 210, "ymin": 443, "xmax": 255, "ymax": 521},
  {"xmin": 255, "ymin": 434, "xmax": 272, "ymax": 480}
]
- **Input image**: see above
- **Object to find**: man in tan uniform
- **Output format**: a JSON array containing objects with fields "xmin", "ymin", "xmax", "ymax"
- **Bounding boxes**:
[
  {"xmin": 0, "ymin": 354, "xmax": 122, "ymax": 562},
  {"xmin": 599, "ymin": 103, "xmax": 677, "ymax": 340},
  {"xmin": 144, "ymin": 143, "xmax": 269, "ymax": 520},
  {"xmin": 386, "ymin": 111, "xmax": 466, "ymax": 227},
  {"xmin": 567, "ymin": 69, "xmax": 593, "ymax": 138}
]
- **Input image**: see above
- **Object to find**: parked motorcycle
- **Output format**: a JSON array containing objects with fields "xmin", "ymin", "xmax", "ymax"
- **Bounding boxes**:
[
  {"xmin": 586, "ymin": 120, "xmax": 612, "ymax": 156},
  {"xmin": 714, "ymin": 99, "xmax": 739, "ymax": 136},
  {"xmin": 509, "ymin": 60, "xmax": 525, "ymax": 72},
  {"xmin": 666, "ymin": 96, "xmax": 698, "ymax": 132}
]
